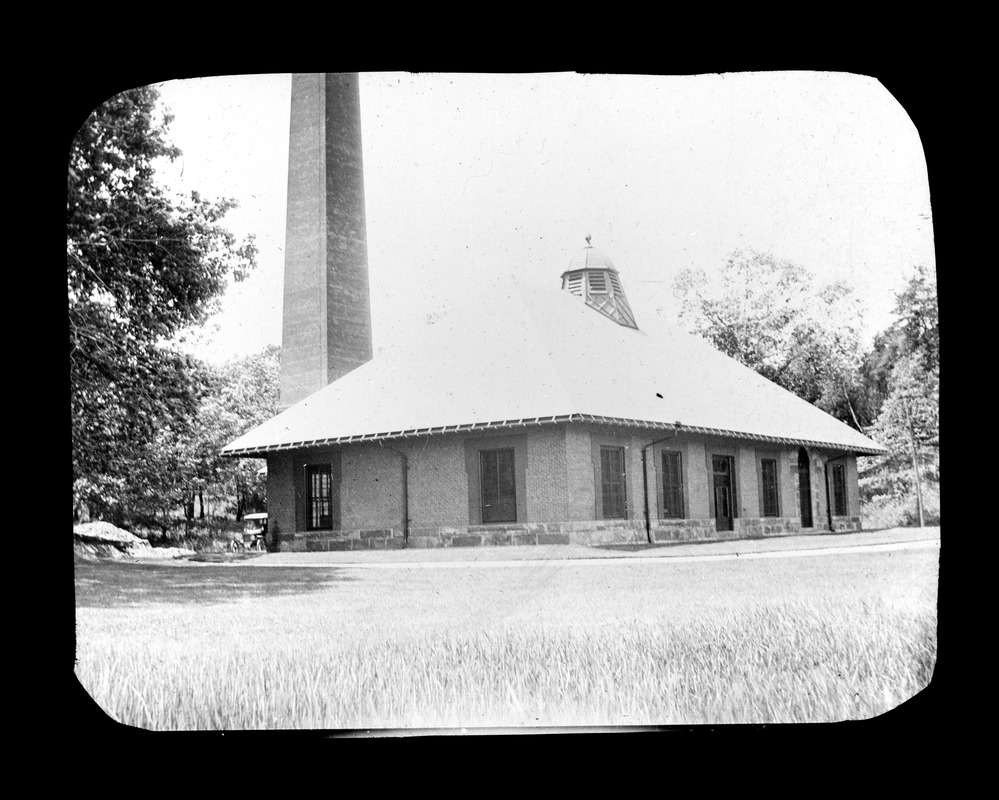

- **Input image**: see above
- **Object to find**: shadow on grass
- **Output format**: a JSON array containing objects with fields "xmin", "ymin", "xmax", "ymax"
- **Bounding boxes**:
[{"xmin": 74, "ymin": 560, "xmax": 355, "ymax": 608}]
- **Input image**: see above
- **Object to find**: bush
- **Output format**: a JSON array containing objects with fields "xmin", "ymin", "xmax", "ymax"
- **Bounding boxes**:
[
  {"xmin": 184, "ymin": 518, "xmax": 245, "ymax": 553},
  {"xmin": 862, "ymin": 481, "xmax": 940, "ymax": 530}
]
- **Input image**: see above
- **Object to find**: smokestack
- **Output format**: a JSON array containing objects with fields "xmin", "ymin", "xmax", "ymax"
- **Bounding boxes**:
[{"xmin": 279, "ymin": 73, "xmax": 373, "ymax": 411}]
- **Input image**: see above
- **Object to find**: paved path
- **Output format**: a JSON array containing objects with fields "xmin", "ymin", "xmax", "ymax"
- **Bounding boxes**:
[{"xmin": 219, "ymin": 526, "xmax": 940, "ymax": 570}]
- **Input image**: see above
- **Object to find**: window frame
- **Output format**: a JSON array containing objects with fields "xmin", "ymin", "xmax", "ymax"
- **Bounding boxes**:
[
  {"xmin": 710, "ymin": 452, "xmax": 738, "ymax": 528},
  {"xmin": 660, "ymin": 449, "xmax": 685, "ymax": 519},
  {"xmin": 479, "ymin": 447, "xmax": 518, "ymax": 524},
  {"xmin": 599, "ymin": 445, "xmax": 628, "ymax": 520},
  {"xmin": 830, "ymin": 462, "xmax": 847, "ymax": 517},
  {"xmin": 760, "ymin": 457, "xmax": 780, "ymax": 518},
  {"xmin": 305, "ymin": 463, "xmax": 334, "ymax": 531}
]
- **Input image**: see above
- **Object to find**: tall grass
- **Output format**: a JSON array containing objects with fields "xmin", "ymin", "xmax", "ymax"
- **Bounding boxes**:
[{"xmin": 76, "ymin": 598, "xmax": 935, "ymax": 730}]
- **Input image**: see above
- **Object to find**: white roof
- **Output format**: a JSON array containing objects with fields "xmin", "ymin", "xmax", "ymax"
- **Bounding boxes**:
[
  {"xmin": 565, "ymin": 244, "xmax": 617, "ymax": 272},
  {"xmin": 223, "ymin": 282, "xmax": 885, "ymax": 456}
]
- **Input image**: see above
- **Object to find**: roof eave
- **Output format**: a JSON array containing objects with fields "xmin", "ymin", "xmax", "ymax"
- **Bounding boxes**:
[{"xmin": 220, "ymin": 414, "xmax": 887, "ymax": 458}]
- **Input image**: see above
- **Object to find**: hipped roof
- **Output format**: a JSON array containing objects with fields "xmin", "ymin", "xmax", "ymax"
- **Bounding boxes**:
[{"xmin": 222, "ymin": 282, "xmax": 886, "ymax": 457}]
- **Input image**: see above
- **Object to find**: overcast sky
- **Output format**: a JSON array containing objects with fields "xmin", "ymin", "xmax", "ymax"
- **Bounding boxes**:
[{"xmin": 148, "ymin": 71, "xmax": 934, "ymax": 363}]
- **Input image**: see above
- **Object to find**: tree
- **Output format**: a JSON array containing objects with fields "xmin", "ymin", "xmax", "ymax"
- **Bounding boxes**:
[
  {"xmin": 69, "ymin": 85, "xmax": 256, "ymax": 523},
  {"xmin": 891, "ymin": 264, "xmax": 939, "ymax": 372},
  {"xmin": 673, "ymin": 249, "xmax": 872, "ymax": 429},
  {"xmin": 861, "ymin": 265, "xmax": 939, "ymax": 525},
  {"xmin": 193, "ymin": 345, "xmax": 281, "ymax": 521}
]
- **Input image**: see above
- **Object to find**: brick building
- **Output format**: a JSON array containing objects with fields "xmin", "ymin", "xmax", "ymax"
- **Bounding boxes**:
[
  {"xmin": 221, "ymin": 73, "xmax": 884, "ymax": 551},
  {"xmin": 222, "ymin": 241, "xmax": 885, "ymax": 551}
]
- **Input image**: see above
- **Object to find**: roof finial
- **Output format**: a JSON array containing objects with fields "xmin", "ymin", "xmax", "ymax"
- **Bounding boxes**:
[{"xmin": 585, "ymin": 234, "xmax": 592, "ymax": 247}]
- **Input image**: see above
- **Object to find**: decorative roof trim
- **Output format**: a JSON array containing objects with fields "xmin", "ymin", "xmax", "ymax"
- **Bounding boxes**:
[{"xmin": 221, "ymin": 413, "xmax": 886, "ymax": 458}]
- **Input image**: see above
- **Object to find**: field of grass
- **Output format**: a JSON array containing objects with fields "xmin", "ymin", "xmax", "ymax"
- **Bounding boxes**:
[{"xmin": 74, "ymin": 547, "xmax": 938, "ymax": 730}]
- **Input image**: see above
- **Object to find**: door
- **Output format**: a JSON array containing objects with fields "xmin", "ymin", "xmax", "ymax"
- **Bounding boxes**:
[
  {"xmin": 712, "ymin": 455, "xmax": 735, "ymax": 532},
  {"xmin": 798, "ymin": 448, "xmax": 813, "ymax": 528}
]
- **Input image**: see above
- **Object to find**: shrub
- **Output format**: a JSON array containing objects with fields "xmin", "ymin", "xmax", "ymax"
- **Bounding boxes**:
[{"xmin": 862, "ymin": 481, "xmax": 940, "ymax": 529}]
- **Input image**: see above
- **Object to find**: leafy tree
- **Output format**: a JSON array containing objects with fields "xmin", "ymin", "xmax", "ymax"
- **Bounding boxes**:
[
  {"xmin": 861, "ymin": 265, "xmax": 939, "ymax": 525},
  {"xmin": 193, "ymin": 345, "xmax": 280, "ymax": 521},
  {"xmin": 673, "ymin": 249, "xmax": 872, "ymax": 429},
  {"xmin": 120, "ymin": 424, "xmax": 201, "ymax": 536},
  {"xmin": 69, "ymin": 85, "xmax": 256, "ymax": 523},
  {"xmin": 891, "ymin": 264, "xmax": 939, "ymax": 372}
]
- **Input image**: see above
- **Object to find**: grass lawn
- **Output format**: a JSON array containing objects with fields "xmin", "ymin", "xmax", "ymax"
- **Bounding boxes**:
[{"xmin": 74, "ymin": 545, "xmax": 938, "ymax": 730}]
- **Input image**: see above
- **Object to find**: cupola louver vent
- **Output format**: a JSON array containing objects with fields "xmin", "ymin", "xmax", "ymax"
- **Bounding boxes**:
[{"xmin": 559, "ymin": 236, "xmax": 639, "ymax": 329}]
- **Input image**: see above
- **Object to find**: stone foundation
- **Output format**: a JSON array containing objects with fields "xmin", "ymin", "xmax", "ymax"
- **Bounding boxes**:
[
  {"xmin": 271, "ymin": 514, "xmax": 860, "ymax": 551},
  {"xmin": 651, "ymin": 518, "xmax": 724, "ymax": 543},
  {"xmin": 736, "ymin": 516, "xmax": 802, "ymax": 538},
  {"xmin": 829, "ymin": 515, "xmax": 862, "ymax": 532},
  {"xmin": 273, "ymin": 527, "xmax": 405, "ymax": 552},
  {"xmin": 408, "ymin": 520, "xmax": 647, "ymax": 548}
]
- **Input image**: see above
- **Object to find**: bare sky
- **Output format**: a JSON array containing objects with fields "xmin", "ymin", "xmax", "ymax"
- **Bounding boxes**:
[{"xmin": 150, "ymin": 71, "xmax": 934, "ymax": 363}]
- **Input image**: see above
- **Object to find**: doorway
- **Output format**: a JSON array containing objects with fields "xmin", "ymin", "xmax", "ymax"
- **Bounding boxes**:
[
  {"xmin": 712, "ymin": 455, "xmax": 735, "ymax": 532},
  {"xmin": 798, "ymin": 448, "xmax": 813, "ymax": 528}
]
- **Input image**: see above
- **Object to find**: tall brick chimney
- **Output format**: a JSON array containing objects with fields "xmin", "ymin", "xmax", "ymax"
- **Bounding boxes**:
[{"xmin": 279, "ymin": 73, "xmax": 373, "ymax": 411}]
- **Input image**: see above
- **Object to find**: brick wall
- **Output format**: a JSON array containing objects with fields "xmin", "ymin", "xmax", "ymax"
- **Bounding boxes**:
[
  {"xmin": 463, "ymin": 433, "xmax": 528, "ymax": 525},
  {"xmin": 811, "ymin": 451, "xmax": 830, "ymax": 531},
  {"xmin": 565, "ymin": 426, "xmax": 594, "ymax": 520},
  {"xmin": 685, "ymin": 439, "xmax": 710, "ymax": 519},
  {"xmin": 340, "ymin": 443, "xmax": 404, "ymax": 531},
  {"xmin": 526, "ymin": 425, "xmax": 568, "ymax": 522},
  {"xmin": 780, "ymin": 448, "xmax": 799, "ymax": 524},
  {"xmin": 265, "ymin": 451, "xmax": 296, "ymax": 545},
  {"xmin": 263, "ymin": 426, "xmax": 864, "ymax": 551},
  {"xmin": 736, "ymin": 443, "xmax": 760, "ymax": 521},
  {"xmin": 279, "ymin": 73, "xmax": 371, "ymax": 411},
  {"xmin": 846, "ymin": 455, "xmax": 860, "ymax": 518}
]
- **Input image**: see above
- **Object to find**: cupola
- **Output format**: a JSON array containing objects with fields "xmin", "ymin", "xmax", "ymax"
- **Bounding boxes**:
[{"xmin": 560, "ymin": 236, "xmax": 639, "ymax": 329}]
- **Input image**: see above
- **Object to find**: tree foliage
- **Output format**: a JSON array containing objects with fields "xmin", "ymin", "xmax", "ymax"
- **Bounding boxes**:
[
  {"xmin": 114, "ymin": 345, "xmax": 281, "ymax": 533},
  {"xmin": 674, "ymin": 252, "xmax": 940, "ymax": 527},
  {"xmin": 69, "ymin": 85, "xmax": 257, "ymax": 523},
  {"xmin": 673, "ymin": 249, "xmax": 872, "ymax": 429},
  {"xmin": 195, "ymin": 345, "xmax": 281, "ymax": 520},
  {"xmin": 862, "ymin": 265, "xmax": 939, "ymax": 513}
]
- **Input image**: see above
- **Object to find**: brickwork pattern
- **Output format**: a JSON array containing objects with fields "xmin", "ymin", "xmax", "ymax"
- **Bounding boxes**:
[
  {"xmin": 685, "ymin": 440, "xmax": 710, "ymax": 519},
  {"xmin": 564, "ymin": 427, "xmax": 595, "ymax": 519},
  {"xmin": 405, "ymin": 436, "xmax": 469, "ymax": 529},
  {"xmin": 265, "ymin": 452, "xmax": 297, "ymax": 543},
  {"xmin": 280, "ymin": 73, "xmax": 371, "ymax": 411},
  {"xmin": 324, "ymin": 72, "xmax": 372, "ymax": 386},
  {"xmin": 736, "ymin": 444, "xmax": 760, "ymax": 520},
  {"xmin": 526, "ymin": 426, "xmax": 568, "ymax": 522},
  {"xmin": 340, "ymin": 443, "xmax": 404, "ymax": 530},
  {"xmin": 846, "ymin": 455, "xmax": 860, "ymax": 518},
  {"xmin": 265, "ymin": 427, "xmax": 866, "ymax": 552}
]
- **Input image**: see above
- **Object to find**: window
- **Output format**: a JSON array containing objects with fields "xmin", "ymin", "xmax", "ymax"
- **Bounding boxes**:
[
  {"xmin": 831, "ymin": 463, "xmax": 847, "ymax": 516},
  {"xmin": 661, "ymin": 450, "xmax": 684, "ymax": 518},
  {"xmin": 600, "ymin": 446, "xmax": 627, "ymax": 519},
  {"xmin": 306, "ymin": 464, "xmax": 334, "ymax": 530},
  {"xmin": 712, "ymin": 455, "xmax": 736, "ymax": 530},
  {"xmin": 761, "ymin": 458, "xmax": 779, "ymax": 517},
  {"xmin": 480, "ymin": 448, "xmax": 517, "ymax": 523}
]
